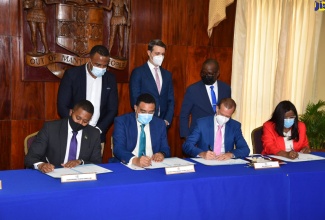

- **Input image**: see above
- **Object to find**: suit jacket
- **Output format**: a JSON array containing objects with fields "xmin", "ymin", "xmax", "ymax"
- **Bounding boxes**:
[
  {"xmin": 179, "ymin": 80, "xmax": 231, "ymax": 138},
  {"xmin": 129, "ymin": 63, "xmax": 175, "ymax": 124},
  {"xmin": 261, "ymin": 121, "xmax": 309, "ymax": 155},
  {"xmin": 182, "ymin": 116, "xmax": 250, "ymax": 158},
  {"xmin": 57, "ymin": 64, "xmax": 118, "ymax": 142},
  {"xmin": 24, "ymin": 118, "xmax": 102, "ymax": 168},
  {"xmin": 113, "ymin": 112, "xmax": 171, "ymax": 164}
]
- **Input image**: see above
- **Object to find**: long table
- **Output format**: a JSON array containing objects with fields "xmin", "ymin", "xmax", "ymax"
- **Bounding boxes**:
[{"xmin": 1, "ymin": 153, "xmax": 325, "ymax": 220}]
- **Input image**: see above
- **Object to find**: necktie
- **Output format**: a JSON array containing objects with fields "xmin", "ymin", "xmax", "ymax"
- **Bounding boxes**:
[
  {"xmin": 214, "ymin": 125, "xmax": 222, "ymax": 155},
  {"xmin": 68, "ymin": 131, "xmax": 78, "ymax": 161},
  {"xmin": 138, "ymin": 124, "xmax": 146, "ymax": 157},
  {"xmin": 210, "ymin": 85, "xmax": 217, "ymax": 113},
  {"xmin": 154, "ymin": 67, "xmax": 161, "ymax": 94}
]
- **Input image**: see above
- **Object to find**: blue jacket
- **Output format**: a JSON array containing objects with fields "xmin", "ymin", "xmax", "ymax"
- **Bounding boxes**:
[
  {"xmin": 179, "ymin": 80, "xmax": 231, "ymax": 138},
  {"xmin": 129, "ymin": 63, "xmax": 175, "ymax": 124},
  {"xmin": 182, "ymin": 116, "xmax": 250, "ymax": 158},
  {"xmin": 113, "ymin": 112, "xmax": 171, "ymax": 164}
]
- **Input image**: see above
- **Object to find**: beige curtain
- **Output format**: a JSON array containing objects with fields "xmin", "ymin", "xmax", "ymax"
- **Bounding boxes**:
[
  {"xmin": 208, "ymin": 0, "xmax": 234, "ymax": 37},
  {"xmin": 231, "ymin": 0, "xmax": 323, "ymax": 153}
]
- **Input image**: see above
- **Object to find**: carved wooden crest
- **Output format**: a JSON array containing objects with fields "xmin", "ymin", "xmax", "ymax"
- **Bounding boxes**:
[{"xmin": 23, "ymin": 0, "xmax": 131, "ymax": 82}]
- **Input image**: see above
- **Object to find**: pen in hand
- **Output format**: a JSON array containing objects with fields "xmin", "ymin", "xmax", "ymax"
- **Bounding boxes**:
[{"xmin": 290, "ymin": 145, "xmax": 299, "ymax": 159}]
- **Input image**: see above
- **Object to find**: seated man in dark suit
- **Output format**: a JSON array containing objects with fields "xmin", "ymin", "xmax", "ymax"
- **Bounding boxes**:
[
  {"xmin": 180, "ymin": 58, "xmax": 231, "ymax": 138},
  {"xmin": 183, "ymin": 98, "xmax": 249, "ymax": 160},
  {"xmin": 25, "ymin": 100, "xmax": 102, "ymax": 173},
  {"xmin": 113, "ymin": 93, "xmax": 171, "ymax": 167}
]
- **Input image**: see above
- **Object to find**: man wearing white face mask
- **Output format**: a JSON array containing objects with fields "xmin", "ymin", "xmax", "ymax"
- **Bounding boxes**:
[
  {"xmin": 182, "ymin": 98, "xmax": 250, "ymax": 160},
  {"xmin": 113, "ymin": 93, "xmax": 171, "ymax": 167},
  {"xmin": 129, "ymin": 39, "xmax": 175, "ymax": 127},
  {"xmin": 57, "ymin": 45, "xmax": 118, "ymax": 155}
]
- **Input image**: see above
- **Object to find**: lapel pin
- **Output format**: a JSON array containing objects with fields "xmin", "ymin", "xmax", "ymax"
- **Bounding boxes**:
[{"xmin": 84, "ymin": 135, "xmax": 88, "ymax": 139}]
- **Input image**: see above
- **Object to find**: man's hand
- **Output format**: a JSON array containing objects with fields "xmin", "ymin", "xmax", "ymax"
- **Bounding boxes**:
[
  {"xmin": 38, "ymin": 163, "xmax": 55, "ymax": 173},
  {"xmin": 152, "ymin": 152, "xmax": 164, "ymax": 162},
  {"xmin": 215, "ymin": 153, "xmax": 233, "ymax": 161},
  {"xmin": 199, "ymin": 151, "xmax": 217, "ymax": 160},
  {"xmin": 61, "ymin": 160, "xmax": 82, "ymax": 168},
  {"xmin": 133, "ymin": 156, "xmax": 151, "ymax": 167}
]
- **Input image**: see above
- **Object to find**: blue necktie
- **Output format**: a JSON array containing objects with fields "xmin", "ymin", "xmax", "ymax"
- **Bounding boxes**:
[
  {"xmin": 210, "ymin": 85, "xmax": 217, "ymax": 113},
  {"xmin": 138, "ymin": 124, "xmax": 146, "ymax": 157},
  {"xmin": 68, "ymin": 131, "xmax": 78, "ymax": 161}
]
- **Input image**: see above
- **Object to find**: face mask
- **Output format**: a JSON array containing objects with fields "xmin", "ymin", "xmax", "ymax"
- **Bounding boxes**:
[
  {"xmin": 201, "ymin": 75, "xmax": 215, "ymax": 85},
  {"xmin": 152, "ymin": 55, "xmax": 164, "ymax": 66},
  {"xmin": 284, "ymin": 118, "xmax": 295, "ymax": 128},
  {"xmin": 137, "ymin": 113, "xmax": 153, "ymax": 125},
  {"xmin": 90, "ymin": 62, "xmax": 106, "ymax": 77},
  {"xmin": 216, "ymin": 115, "xmax": 229, "ymax": 126},
  {"xmin": 69, "ymin": 116, "xmax": 87, "ymax": 132}
]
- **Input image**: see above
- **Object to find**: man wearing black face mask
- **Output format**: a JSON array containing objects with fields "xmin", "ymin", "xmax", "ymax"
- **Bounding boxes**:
[
  {"xmin": 25, "ymin": 100, "xmax": 102, "ymax": 173},
  {"xmin": 180, "ymin": 59, "xmax": 231, "ymax": 138}
]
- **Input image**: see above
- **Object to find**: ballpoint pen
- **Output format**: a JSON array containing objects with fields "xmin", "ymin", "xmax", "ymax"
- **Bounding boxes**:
[{"xmin": 290, "ymin": 145, "xmax": 299, "ymax": 159}]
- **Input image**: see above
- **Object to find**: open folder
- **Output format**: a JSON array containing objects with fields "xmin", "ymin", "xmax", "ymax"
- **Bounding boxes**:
[{"xmin": 45, "ymin": 164, "xmax": 112, "ymax": 178}]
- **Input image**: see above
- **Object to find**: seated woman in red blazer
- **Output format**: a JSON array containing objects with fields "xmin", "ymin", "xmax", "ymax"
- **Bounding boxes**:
[{"xmin": 262, "ymin": 100, "xmax": 310, "ymax": 159}]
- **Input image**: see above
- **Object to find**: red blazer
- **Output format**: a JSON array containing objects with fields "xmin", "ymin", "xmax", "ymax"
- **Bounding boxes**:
[{"xmin": 261, "ymin": 121, "xmax": 309, "ymax": 155}]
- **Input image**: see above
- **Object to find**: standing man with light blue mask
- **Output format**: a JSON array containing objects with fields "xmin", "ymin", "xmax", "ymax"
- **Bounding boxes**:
[
  {"xmin": 183, "ymin": 98, "xmax": 250, "ymax": 160},
  {"xmin": 57, "ymin": 45, "xmax": 118, "ymax": 156},
  {"xmin": 113, "ymin": 93, "xmax": 171, "ymax": 167},
  {"xmin": 129, "ymin": 39, "xmax": 175, "ymax": 127}
]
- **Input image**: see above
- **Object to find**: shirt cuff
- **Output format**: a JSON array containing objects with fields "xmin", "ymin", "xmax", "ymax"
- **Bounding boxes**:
[
  {"xmin": 34, "ymin": 162, "xmax": 43, "ymax": 170},
  {"xmin": 128, "ymin": 156, "xmax": 136, "ymax": 166},
  {"xmin": 95, "ymin": 126, "xmax": 102, "ymax": 134}
]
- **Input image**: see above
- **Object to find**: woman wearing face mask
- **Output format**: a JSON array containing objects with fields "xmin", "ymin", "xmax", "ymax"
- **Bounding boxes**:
[{"xmin": 261, "ymin": 100, "xmax": 310, "ymax": 159}]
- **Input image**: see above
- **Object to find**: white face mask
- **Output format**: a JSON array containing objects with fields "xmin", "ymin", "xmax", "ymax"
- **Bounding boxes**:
[
  {"xmin": 152, "ymin": 55, "xmax": 164, "ymax": 66},
  {"xmin": 216, "ymin": 115, "xmax": 229, "ymax": 126},
  {"xmin": 90, "ymin": 62, "xmax": 106, "ymax": 77}
]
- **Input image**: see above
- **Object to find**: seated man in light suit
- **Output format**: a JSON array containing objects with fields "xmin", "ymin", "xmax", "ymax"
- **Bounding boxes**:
[
  {"xmin": 113, "ymin": 93, "xmax": 171, "ymax": 167},
  {"xmin": 182, "ymin": 98, "xmax": 249, "ymax": 160},
  {"xmin": 25, "ymin": 100, "xmax": 102, "ymax": 173}
]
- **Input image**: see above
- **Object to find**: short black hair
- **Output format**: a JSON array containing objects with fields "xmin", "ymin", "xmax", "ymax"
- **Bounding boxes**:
[
  {"xmin": 148, "ymin": 39, "xmax": 166, "ymax": 51},
  {"xmin": 202, "ymin": 58, "xmax": 219, "ymax": 71},
  {"xmin": 269, "ymin": 100, "xmax": 299, "ymax": 140},
  {"xmin": 218, "ymin": 98, "xmax": 236, "ymax": 111},
  {"xmin": 73, "ymin": 100, "xmax": 94, "ymax": 115},
  {"xmin": 90, "ymin": 45, "xmax": 109, "ymax": 57},
  {"xmin": 136, "ymin": 93, "xmax": 156, "ymax": 106}
]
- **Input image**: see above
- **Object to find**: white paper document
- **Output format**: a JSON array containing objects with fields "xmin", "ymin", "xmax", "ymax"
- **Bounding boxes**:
[
  {"xmin": 46, "ymin": 164, "xmax": 113, "ymax": 178},
  {"xmin": 270, "ymin": 153, "xmax": 325, "ymax": 162},
  {"xmin": 191, "ymin": 158, "xmax": 248, "ymax": 166},
  {"xmin": 123, "ymin": 157, "xmax": 195, "ymax": 170}
]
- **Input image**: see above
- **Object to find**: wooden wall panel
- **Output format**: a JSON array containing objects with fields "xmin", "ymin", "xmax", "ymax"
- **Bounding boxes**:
[
  {"xmin": 0, "ymin": 121, "xmax": 11, "ymax": 170},
  {"xmin": 131, "ymin": 0, "xmax": 163, "ymax": 44},
  {"xmin": 0, "ymin": 1, "xmax": 10, "ymax": 35},
  {"xmin": 0, "ymin": 36, "xmax": 11, "ymax": 120},
  {"xmin": 162, "ymin": 0, "xmax": 188, "ymax": 45},
  {"xmin": 11, "ymin": 120, "xmax": 44, "ymax": 169},
  {"xmin": 45, "ymin": 82, "xmax": 60, "ymax": 120}
]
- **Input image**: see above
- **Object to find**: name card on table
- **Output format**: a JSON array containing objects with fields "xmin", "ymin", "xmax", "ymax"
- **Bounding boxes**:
[
  {"xmin": 165, "ymin": 165, "xmax": 195, "ymax": 175},
  {"xmin": 61, "ymin": 173, "xmax": 97, "ymax": 183},
  {"xmin": 0, "ymin": 180, "xmax": 2, "ymax": 189},
  {"xmin": 253, "ymin": 161, "xmax": 280, "ymax": 169}
]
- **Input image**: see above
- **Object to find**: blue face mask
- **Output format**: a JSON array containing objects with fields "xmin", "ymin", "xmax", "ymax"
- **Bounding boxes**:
[
  {"xmin": 90, "ymin": 62, "xmax": 106, "ymax": 78},
  {"xmin": 284, "ymin": 118, "xmax": 295, "ymax": 128},
  {"xmin": 137, "ymin": 113, "xmax": 153, "ymax": 125}
]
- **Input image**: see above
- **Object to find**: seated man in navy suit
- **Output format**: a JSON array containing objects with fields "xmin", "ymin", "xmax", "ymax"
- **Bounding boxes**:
[
  {"xmin": 180, "ymin": 59, "xmax": 231, "ymax": 138},
  {"xmin": 183, "ymin": 98, "xmax": 249, "ymax": 160},
  {"xmin": 25, "ymin": 100, "xmax": 102, "ymax": 173},
  {"xmin": 113, "ymin": 93, "xmax": 171, "ymax": 167}
]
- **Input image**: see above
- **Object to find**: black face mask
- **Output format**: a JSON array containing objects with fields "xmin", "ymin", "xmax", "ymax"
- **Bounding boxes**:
[
  {"xmin": 201, "ymin": 75, "xmax": 216, "ymax": 85},
  {"xmin": 69, "ymin": 116, "xmax": 86, "ymax": 132}
]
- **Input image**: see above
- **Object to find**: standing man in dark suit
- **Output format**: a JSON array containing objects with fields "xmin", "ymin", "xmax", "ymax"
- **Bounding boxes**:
[
  {"xmin": 113, "ymin": 93, "xmax": 171, "ymax": 167},
  {"xmin": 25, "ymin": 100, "xmax": 102, "ymax": 173},
  {"xmin": 129, "ymin": 39, "xmax": 174, "ymax": 126},
  {"xmin": 180, "ymin": 59, "xmax": 231, "ymax": 138},
  {"xmin": 57, "ymin": 45, "xmax": 118, "ymax": 154},
  {"xmin": 182, "ymin": 98, "xmax": 249, "ymax": 160}
]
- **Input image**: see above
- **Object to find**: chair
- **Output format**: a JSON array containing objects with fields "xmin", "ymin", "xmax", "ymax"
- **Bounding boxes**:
[
  {"xmin": 24, "ymin": 131, "xmax": 38, "ymax": 155},
  {"xmin": 251, "ymin": 126, "xmax": 263, "ymax": 154}
]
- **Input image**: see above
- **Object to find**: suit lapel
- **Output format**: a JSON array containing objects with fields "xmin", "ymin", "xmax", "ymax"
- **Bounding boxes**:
[
  {"xmin": 80, "ymin": 126, "xmax": 90, "ymax": 158},
  {"xmin": 208, "ymin": 117, "xmax": 215, "ymax": 149},
  {"xmin": 100, "ymin": 72, "xmax": 109, "ymax": 109},
  {"xmin": 198, "ymin": 82, "xmax": 214, "ymax": 114},
  {"xmin": 80, "ymin": 65, "xmax": 87, "ymax": 99},
  {"xmin": 130, "ymin": 113, "xmax": 139, "ymax": 150},
  {"xmin": 59, "ymin": 119, "xmax": 69, "ymax": 163},
  {"xmin": 145, "ymin": 63, "xmax": 160, "ymax": 95}
]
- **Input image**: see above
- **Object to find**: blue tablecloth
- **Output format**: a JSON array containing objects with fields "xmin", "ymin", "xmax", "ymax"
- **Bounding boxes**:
[{"xmin": 1, "ymin": 153, "xmax": 325, "ymax": 220}]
